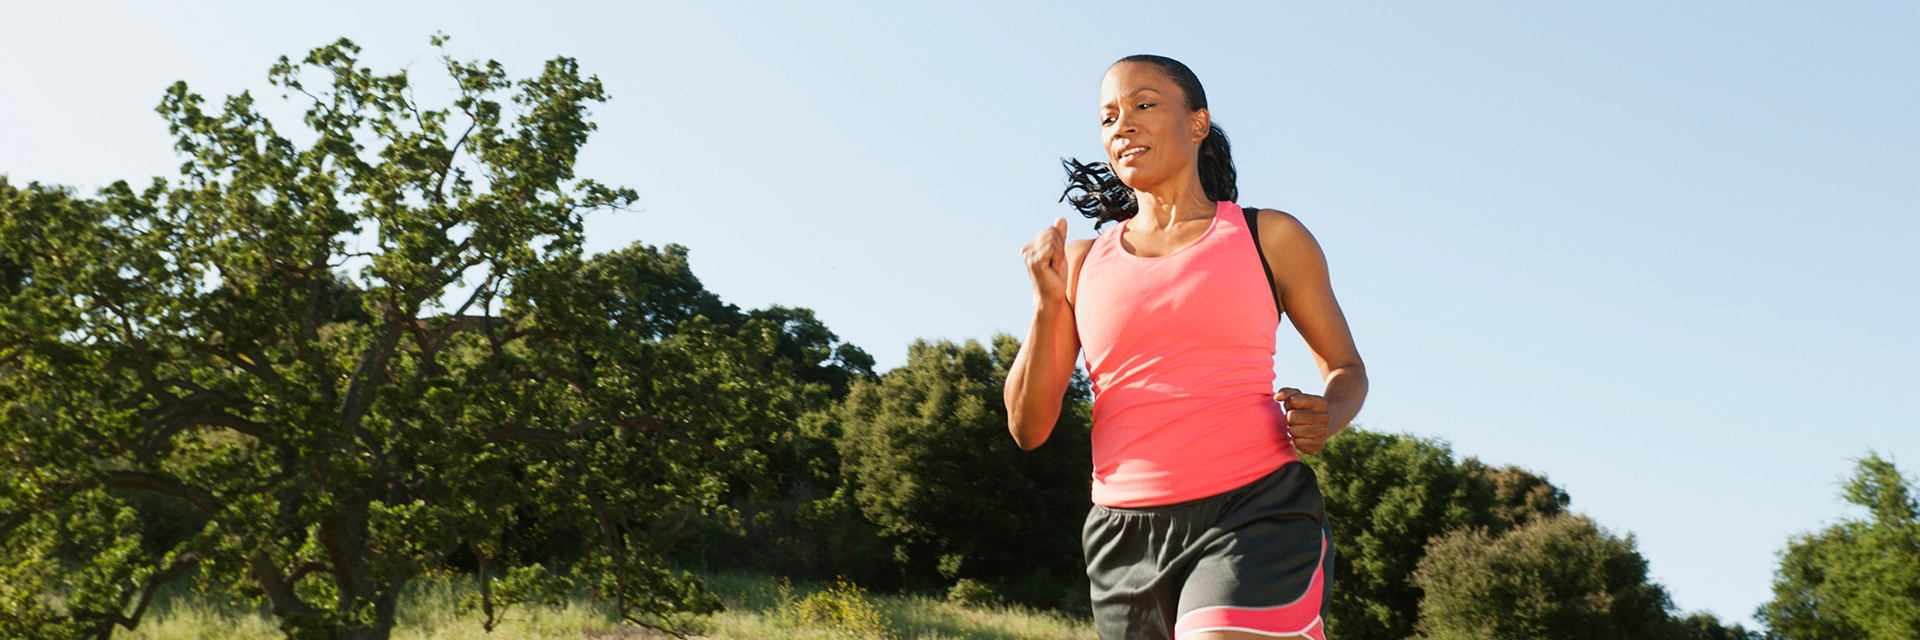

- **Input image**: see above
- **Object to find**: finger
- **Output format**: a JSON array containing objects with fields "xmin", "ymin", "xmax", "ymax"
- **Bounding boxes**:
[
  {"xmin": 1273, "ymin": 387, "xmax": 1300, "ymax": 403},
  {"xmin": 1054, "ymin": 217, "xmax": 1068, "ymax": 238},
  {"xmin": 1285, "ymin": 393, "xmax": 1327, "ymax": 411},
  {"xmin": 1292, "ymin": 437, "xmax": 1325, "ymax": 455},
  {"xmin": 1286, "ymin": 417, "xmax": 1329, "ymax": 438},
  {"xmin": 1286, "ymin": 409, "xmax": 1330, "ymax": 427},
  {"xmin": 1287, "ymin": 421, "xmax": 1328, "ymax": 440}
]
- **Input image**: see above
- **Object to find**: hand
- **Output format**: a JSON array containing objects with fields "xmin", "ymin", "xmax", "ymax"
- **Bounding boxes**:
[
  {"xmin": 1022, "ymin": 218, "xmax": 1070, "ymax": 306},
  {"xmin": 1274, "ymin": 387, "xmax": 1332, "ymax": 455}
]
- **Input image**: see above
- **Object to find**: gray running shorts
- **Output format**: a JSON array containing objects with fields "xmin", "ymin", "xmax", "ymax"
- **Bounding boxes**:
[{"xmin": 1082, "ymin": 461, "xmax": 1333, "ymax": 640}]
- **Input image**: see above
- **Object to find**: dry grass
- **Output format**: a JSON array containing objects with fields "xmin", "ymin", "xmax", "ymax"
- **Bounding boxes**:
[{"xmin": 112, "ymin": 571, "xmax": 1094, "ymax": 640}]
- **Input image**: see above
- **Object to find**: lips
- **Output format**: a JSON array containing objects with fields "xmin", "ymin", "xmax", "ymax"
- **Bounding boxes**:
[{"xmin": 1116, "ymin": 145, "xmax": 1150, "ymax": 164}]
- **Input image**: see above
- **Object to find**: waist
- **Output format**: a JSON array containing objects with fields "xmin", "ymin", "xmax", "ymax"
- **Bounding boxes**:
[{"xmin": 1089, "ymin": 396, "xmax": 1295, "ymax": 507}]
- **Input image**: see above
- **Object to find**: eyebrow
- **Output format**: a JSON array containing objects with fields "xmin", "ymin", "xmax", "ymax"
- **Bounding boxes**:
[{"xmin": 1101, "ymin": 87, "xmax": 1164, "ymax": 109}]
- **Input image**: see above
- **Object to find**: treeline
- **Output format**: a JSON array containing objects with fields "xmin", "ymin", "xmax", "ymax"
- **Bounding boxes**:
[{"xmin": 3, "ymin": 35, "xmax": 1916, "ymax": 640}]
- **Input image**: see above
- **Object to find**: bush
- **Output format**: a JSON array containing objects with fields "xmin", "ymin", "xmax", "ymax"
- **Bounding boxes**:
[
  {"xmin": 834, "ymin": 335, "xmax": 1093, "ymax": 606},
  {"xmin": 779, "ymin": 577, "xmax": 894, "ymax": 639},
  {"xmin": 1411, "ymin": 513, "xmax": 1678, "ymax": 640},
  {"xmin": 1301, "ymin": 428, "xmax": 1568, "ymax": 640},
  {"xmin": 947, "ymin": 579, "xmax": 1007, "ymax": 609},
  {"xmin": 1756, "ymin": 452, "xmax": 1919, "ymax": 639}
]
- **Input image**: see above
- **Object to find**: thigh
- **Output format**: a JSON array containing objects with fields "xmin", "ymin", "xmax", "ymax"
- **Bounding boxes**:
[
  {"xmin": 1173, "ymin": 462, "xmax": 1334, "ymax": 640},
  {"xmin": 1174, "ymin": 515, "xmax": 1330, "ymax": 640},
  {"xmin": 1188, "ymin": 631, "xmax": 1314, "ymax": 640},
  {"xmin": 1084, "ymin": 505, "xmax": 1181, "ymax": 640}
]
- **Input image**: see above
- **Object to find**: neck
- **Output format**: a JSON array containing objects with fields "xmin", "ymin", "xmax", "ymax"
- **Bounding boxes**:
[{"xmin": 1131, "ymin": 172, "xmax": 1215, "ymax": 231}]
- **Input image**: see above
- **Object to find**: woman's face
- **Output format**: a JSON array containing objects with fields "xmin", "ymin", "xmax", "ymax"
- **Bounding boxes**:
[{"xmin": 1099, "ymin": 62, "xmax": 1208, "ymax": 194}]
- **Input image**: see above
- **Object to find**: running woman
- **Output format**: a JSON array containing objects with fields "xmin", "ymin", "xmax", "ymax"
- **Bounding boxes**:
[{"xmin": 1004, "ymin": 55, "xmax": 1368, "ymax": 640}]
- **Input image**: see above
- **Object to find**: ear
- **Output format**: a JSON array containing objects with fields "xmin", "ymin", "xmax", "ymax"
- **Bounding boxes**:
[{"xmin": 1191, "ymin": 108, "xmax": 1211, "ymax": 144}]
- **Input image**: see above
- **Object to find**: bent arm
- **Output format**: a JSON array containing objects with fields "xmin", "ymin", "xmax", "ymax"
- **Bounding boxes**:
[
  {"xmin": 1004, "ymin": 239, "xmax": 1091, "ymax": 450},
  {"xmin": 1260, "ymin": 210, "xmax": 1368, "ymax": 437}
]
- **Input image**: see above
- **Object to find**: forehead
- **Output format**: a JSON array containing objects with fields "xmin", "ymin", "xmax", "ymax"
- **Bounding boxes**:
[{"xmin": 1100, "ymin": 61, "xmax": 1181, "ymax": 106}]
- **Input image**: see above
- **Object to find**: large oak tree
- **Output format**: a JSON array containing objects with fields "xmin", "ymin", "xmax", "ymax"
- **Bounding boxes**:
[{"xmin": 0, "ymin": 36, "xmax": 831, "ymax": 639}]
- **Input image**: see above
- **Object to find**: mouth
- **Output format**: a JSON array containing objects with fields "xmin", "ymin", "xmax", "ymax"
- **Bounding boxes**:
[{"xmin": 1116, "ymin": 145, "xmax": 1150, "ymax": 165}]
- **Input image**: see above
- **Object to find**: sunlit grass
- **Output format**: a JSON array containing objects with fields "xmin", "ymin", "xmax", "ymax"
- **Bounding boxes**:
[{"xmin": 114, "ymin": 571, "xmax": 1093, "ymax": 639}]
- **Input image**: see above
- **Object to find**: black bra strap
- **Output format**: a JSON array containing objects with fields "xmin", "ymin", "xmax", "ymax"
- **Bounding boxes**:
[{"xmin": 1242, "ymin": 206, "xmax": 1282, "ymax": 317}]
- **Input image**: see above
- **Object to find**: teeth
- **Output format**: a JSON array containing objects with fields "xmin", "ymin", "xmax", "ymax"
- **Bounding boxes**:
[{"xmin": 1121, "ymin": 147, "xmax": 1147, "ymax": 158}]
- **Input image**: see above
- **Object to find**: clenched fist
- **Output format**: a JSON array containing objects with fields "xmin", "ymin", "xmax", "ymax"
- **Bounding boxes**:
[
  {"xmin": 1274, "ymin": 387, "xmax": 1332, "ymax": 455},
  {"xmin": 1023, "ymin": 218, "xmax": 1071, "ymax": 306}
]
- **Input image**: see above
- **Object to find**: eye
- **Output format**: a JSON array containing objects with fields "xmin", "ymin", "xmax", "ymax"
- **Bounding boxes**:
[
  {"xmin": 1137, "ymin": 102, "xmax": 1155, "ymax": 110},
  {"xmin": 1101, "ymin": 116, "xmax": 1116, "ymax": 126}
]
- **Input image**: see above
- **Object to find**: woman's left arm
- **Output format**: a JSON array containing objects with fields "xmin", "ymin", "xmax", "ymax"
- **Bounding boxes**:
[{"xmin": 1257, "ymin": 209, "xmax": 1368, "ymax": 455}]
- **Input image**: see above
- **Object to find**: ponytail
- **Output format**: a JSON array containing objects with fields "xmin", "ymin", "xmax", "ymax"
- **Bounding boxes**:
[
  {"xmin": 1059, "ymin": 157, "xmax": 1136, "ymax": 229},
  {"xmin": 1061, "ymin": 55, "xmax": 1237, "ymax": 230},
  {"xmin": 1197, "ymin": 122, "xmax": 1238, "ymax": 205}
]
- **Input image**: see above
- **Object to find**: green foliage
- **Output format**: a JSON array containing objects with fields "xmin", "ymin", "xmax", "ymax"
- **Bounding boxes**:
[
  {"xmin": 0, "ymin": 35, "xmax": 851, "ymax": 640},
  {"xmin": 834, "ymin": 335, "xmax": 1093, "ymax": 606},
  {"xmin": 1411, "ymin": 513, "xmax": 1679, "ymax": 640},
  {"xmin": 1757, "ymin": 452, "xmax": 1920, "ymax": 640},
  {"xmin": 1676, "ymin": 611, "xmax": 1771, "ymax": 640},
  {"xmin": 579, "ymin": 242, "xmax": 885, "ymax": 583},
  {"xmin": 1300, "ymin": 427, "xmax": 1569, "ymax": 640},
  {"xmin": 946, "ymin": 579, "xmax": 1007, "ymax": 610},
  {"xmin": 458, "ymin": 563, "xmax": 574, "ymax": 632},
  {"xmin": 776, "ymin": 577, "xmax": 895, "ymax": 639}
]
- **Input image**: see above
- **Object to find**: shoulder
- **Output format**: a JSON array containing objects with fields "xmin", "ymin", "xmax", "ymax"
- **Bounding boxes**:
[
  {"xmin": 1067, "ymin": 238, "xmax": 1095, "ymax": 262},
  {"xmin": 1247, "ymin": 208, "xmax": 1331, "ymax": 290},
  {"xmin": 1065, "ymin": 238, "xmax": 1097, "ymax": 304},
  {"xmin": 1248, "ymin": 208, "xmax": 1321, "ymax": 253}
]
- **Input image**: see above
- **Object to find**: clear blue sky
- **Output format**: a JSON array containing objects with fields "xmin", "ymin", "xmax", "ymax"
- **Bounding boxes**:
[{"xmin": 4, "ymin": 0, "xmax": 1915, "ymax": 629}]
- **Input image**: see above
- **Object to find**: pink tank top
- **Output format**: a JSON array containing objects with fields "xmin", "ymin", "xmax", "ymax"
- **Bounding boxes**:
[{"xmin": 1075, "ymin": 200, "xmax": 1296, "ymax": 507}]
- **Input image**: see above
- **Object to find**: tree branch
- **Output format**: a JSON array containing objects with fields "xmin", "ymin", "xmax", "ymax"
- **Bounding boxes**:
[
  {"xmin": 491, "ymin": 414, "xmax": 735, "ymax": 470},
  {"xmin": 196, "ymin": 345, "xmax": 288, "ymax": 389},
  {"xmin": 107, "ymin": 471, "xmax": 223, "ymax": 516},
  {"xmin": 251, "ymin": 554, "xmax": 316, "ymax": 619},
  {"xmin": 138, "ymin": 407, "xmax": 272, "ymax": 458},
  {"xmin": 284, "ymin": 560, "xmax": 331, "ymax": 588},
  {"xmin": 75, "ymin": 553, "xmax": 200, "ymax": 640},
  {"xmin": 338, "ymin": 322, "xmax": 401, "ymax": 432},
  {"xmin": 432, "ymin": 120, "xmax": 480, "ymax": 204}
]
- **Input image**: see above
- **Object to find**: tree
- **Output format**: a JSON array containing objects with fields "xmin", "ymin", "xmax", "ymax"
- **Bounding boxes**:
[
  {"xmin": 1300, "ymin": 428, "xmax": 1569, "ymax": 640},
  {"xmin": 1757, "ymin": 453, "xmax": 1920, "ymax": 640},
  {"xmin": 0, "ymin": 36, "xmax": 819, "ymax": 639},
  {"xmin": 833, "ymin": 335, "xmax": 1094, "ymax": 606},
  {"xmin": 1675, "ymin": 612, "xmax": 1771, "ymax": 640},
  {"xmin": 1411, "ymin": 513, "xmax": 1680, "ymax": 640}
]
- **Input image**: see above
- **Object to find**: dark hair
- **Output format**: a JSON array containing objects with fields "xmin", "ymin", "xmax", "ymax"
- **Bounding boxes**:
[{"xmin": 1061, "ymin": 55, "xmax": 1237, "ymax": 229}]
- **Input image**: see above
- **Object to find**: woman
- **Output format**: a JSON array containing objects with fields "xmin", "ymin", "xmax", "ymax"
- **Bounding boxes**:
[{"xmin": 1004, "ymin": 55, "xmax": 1368, "ymax": 640}]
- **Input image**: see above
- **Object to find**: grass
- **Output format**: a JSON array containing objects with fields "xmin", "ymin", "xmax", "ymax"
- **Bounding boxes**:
[{"xmin": 113, "ymin": 571, "xmax": 1094, "ymax": 640}]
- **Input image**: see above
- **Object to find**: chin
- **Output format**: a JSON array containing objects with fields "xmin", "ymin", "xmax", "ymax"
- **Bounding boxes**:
[{"xmin": 1114, "ymin": 164, "xmax": 1162, "ymax": 193}]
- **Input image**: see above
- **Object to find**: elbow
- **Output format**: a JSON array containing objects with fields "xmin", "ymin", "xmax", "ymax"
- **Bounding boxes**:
[
  {"xmin": 1002, "ymin": 381, "xmax": 1058, "ymax": 451},
  {"xmin": 1007, "ymin": 417, "xmax": 1049, "ymax": 451},
  {"xmin": 1330, "ymin": 361, "xmax": 1369, "ymax": 385}
]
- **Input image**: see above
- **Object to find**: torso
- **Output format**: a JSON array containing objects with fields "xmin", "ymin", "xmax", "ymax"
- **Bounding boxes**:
[
  {"xmin": 1072, "ymin": 208, "xmax": 1286, "ymax": 317},
  {"xmin": 1117, "ymin": 215, "xmax": 1216, "ymax": 258},
  {"xmin": 1071, "ymin": 200, "xmax": 1297, "ymax": 508}
]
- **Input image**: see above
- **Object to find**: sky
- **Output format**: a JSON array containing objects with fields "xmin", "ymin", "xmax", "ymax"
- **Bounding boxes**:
[{"xmin": 3, "ymin": 0, "xmax": 1916, "ymax": 629}]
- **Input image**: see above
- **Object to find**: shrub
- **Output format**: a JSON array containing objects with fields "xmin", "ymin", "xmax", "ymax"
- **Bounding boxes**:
[
  {"xmin": 834, "ymin": 335, "xmax": 1093, "ymax": 606},
  {"xmin": 1411, "ymin": 513, "xmax": 1678, "ymax": 640},
  {"xmin": 947, "ymin": 579, "xmax": 1007, "ymax": 609},
  {"xmin": 779, "ymin": 577, "xmax": 894, "ymax": 639}
]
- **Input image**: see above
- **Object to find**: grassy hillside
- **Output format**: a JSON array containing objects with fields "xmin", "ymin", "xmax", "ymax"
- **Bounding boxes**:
[{"xmin": 115, "ymin": 571, "xmax": 1093, "ymax": 640}]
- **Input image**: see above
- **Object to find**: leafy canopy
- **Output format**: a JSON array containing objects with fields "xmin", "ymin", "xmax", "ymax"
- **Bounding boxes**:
[
  {"xmin": 0, "ymin": 35, "xmax": 847, "ymax": 640},
  {"xmin": 1758, "ymin": 452, "xmax": 1920, "ymax": 640},
  {"xmin": 834, "ymin": 335, "xmax": 1093, "ymax": 607}
]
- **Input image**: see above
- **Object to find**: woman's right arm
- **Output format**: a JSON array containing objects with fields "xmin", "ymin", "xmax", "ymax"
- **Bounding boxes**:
[{"xmin": 1005, "ymin": 218, "xmax": 1091, "ymax": 451}]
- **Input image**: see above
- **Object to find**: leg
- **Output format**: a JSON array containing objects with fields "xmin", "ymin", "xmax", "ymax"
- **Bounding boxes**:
[
  {"xmin": 1173, "ymin": 464, "xmax": 1332, "ymax": 640},
  {"xmin": 1188, "ymin": 632, "xmax": 1314, "ymax": 640}
]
